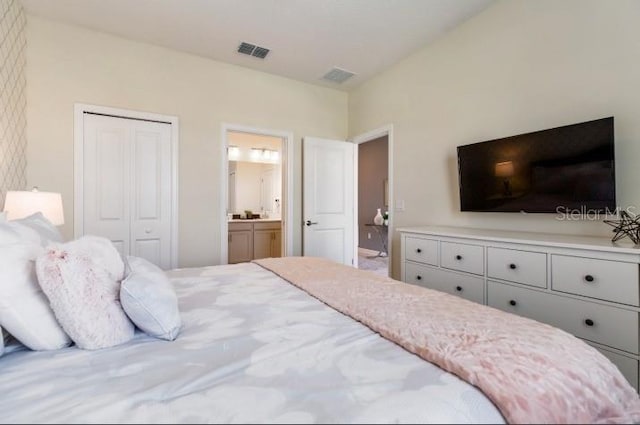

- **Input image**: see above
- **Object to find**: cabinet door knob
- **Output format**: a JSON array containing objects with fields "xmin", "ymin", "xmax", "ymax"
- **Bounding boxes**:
[
  {"xmin": 416, "ymin": 248, "xmax": 422, "ymax": 253},
  {"xmin": 509, "ymin": 263, "xmax": 517, "ymax": 270},
  {"xmin": 585, "ymin": 319, "xmax": 595, "ymax": 327},
  {"xmin": 584, "ymin": 275, "xmax": 595, "ymax": 283},
  {"xmin": 455, "ymin": 255, "xmax": 462, "ymax": 261},
  {"xmin": 455, "ymin": 286, "xmax": 463, "ymax": 292},
  {"xmin": 416, "ymin": 275, "xmax": 422, "ymax": 281},
  {"xmin": 509, "ymin": 300, "xmax": 517, "ymax": 306}
]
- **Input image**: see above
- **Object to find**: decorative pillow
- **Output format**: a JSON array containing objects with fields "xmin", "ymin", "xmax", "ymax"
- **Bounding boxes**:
[
  {"xmin": 0, "ymin": 242, "xmax": 71, "ymax": 350},
  {"xmin": 12, "ymin": 212, "xmax": 64, "ymax": 245},
  {"xmin": 121, "ymin": 256, "xmax": 181, "ymax": 340},
  {"xmin": 0, "ymin": 219, "xmax": 42, "ymax": 245},
  {"xmin": 36, "ymin": 236, "xmax": 134, "ymax": 350}
]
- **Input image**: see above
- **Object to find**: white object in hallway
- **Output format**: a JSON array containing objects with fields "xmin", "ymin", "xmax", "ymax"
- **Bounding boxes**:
[
  {"xmin": 373, "ymin": 208, "xmax": 383, "ymax": 225},
  {"xmin": 303, "ymin": 137, "xmax": 356, "ymax": 266},
  {"xmin": 81, "ymin": 113, "xmax": 173, "ymax": 269}
]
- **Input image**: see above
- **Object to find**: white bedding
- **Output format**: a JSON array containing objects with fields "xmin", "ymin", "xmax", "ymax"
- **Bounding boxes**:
[{"xmin": 0, "ymin": 263, "xmax": 504, "ymax": 424}]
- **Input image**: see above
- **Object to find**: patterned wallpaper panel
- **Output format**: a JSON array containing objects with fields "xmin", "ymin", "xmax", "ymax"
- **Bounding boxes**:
[{"xmin": 0, "ymin": 0, "xmax": 27, "ymax": 207}]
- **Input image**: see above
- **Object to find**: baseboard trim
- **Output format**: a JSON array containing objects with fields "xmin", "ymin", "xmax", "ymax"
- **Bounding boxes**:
[{"xmin": 358, "ymin": 247, "xmax": 379, "ymax": 256}]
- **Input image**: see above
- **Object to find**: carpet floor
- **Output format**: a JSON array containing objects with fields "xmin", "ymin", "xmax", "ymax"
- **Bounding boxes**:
[{"xmin": 357, "ymin": 248, "xmax": 389, "ymax": 277}]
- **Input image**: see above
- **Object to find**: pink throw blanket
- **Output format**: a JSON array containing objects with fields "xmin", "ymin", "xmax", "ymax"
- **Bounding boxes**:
[{"xmin": 254, "ymin": 257, "xmax": 640, "ymax": 424}]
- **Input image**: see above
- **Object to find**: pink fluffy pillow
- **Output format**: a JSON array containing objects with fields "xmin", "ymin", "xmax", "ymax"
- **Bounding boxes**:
[{"xmin": 35, "ymin": 236, "xmax": 134, "ymax": 350}]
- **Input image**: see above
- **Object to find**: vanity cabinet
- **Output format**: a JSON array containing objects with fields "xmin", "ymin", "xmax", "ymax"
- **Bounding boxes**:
[
  {"xmin": 399, "ymin": 225, "xmax": 640, "ymax": 391},
  {"xmin": 228, "ymin": 222, "xmax": 253, "ymax": 264},
  {"xmin": 253, "ymin": 222, "xmax": 282, "ymax": 260},
  {"xmin": 229, "ymin": 221, "xmax": 281, "ymax": 264}
]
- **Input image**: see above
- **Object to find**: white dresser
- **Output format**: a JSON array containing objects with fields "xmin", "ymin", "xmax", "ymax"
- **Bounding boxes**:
[{"xmin": 399, "ymin": 225, "xmax": 640, "ymax": 391}]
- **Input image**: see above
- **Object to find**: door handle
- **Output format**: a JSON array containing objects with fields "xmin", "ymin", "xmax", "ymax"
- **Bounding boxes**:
[{"xmin": 305, "ymin": 220, "xmax": 318, "ymax": 226}]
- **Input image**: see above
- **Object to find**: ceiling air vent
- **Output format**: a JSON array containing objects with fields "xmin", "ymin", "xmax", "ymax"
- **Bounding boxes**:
[
  {"xmin": 237, "ymin": 42, "xmax": 270, "ymax": 59},
  {"xmin": 252, "ymin": 46, "xmax": 270, "ymax": 59},
  {"xmin": 322, "ymin": 67, "xmax": 356, "ymax": 84}
]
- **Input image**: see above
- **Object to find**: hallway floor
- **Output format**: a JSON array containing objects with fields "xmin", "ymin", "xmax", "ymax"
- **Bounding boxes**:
[{"xmin": 357, "ymin": 248, "xmax": 388, "ymax": 277}]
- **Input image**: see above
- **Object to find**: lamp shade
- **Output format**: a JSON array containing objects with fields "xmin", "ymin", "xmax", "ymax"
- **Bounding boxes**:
[
  {"xmin": 3, "ymin": 189, "xmax": 64, "ymax": 225},
  {"xmin": 495, "ymin": 161, "xmax": 515, "ymax": 178}
]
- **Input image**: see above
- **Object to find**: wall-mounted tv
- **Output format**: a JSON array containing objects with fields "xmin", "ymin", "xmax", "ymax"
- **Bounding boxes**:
[{"xmin": 457, "ymin": 117, "xmax": 615, "ymax": 213}]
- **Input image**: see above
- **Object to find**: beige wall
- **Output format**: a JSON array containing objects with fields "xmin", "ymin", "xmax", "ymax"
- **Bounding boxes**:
[
  {"xmin": 0, "ymin": 0, "xmax": 27, "ymax": 205},
  {"xmin": 349, "ymin": 0, "xmax": 640, "ymax": 278},
  {"xmin": 26, "ymin": 16, "xmax": 347, "ymax": 267}
]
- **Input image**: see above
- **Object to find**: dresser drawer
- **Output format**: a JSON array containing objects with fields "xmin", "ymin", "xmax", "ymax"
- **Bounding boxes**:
[
  {"xmin": 404, "ymin": 236, "xmax": 438, "ymax": 266},
  {"xmin": 441, "ymin": 242, "xmax": 484, "ymax": 275},
  {"xmin": 405, "ymin": 263, "xmax": 484, "ymax": 304},
  {"xmin": 590, "ymin": 344, "xmax": 639, "ymax": 391},
  {"xmin": 487, "ymin": 247, "xmax": 547, "ymax": 288},
  {"xmin": 487, "ymin": 281, "xmax": 639, "ymax": 354},
  {"xmin": 551, "ymin": 255, "xmax": 639, "ymax": 306}
]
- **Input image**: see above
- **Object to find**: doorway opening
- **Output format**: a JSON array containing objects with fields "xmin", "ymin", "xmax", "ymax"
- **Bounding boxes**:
[
  {"xmin": 221, "ymin": 125, "xmax": 293, "ymax": 264},
  {"xmin": 353, "ymin": 125, "xmax": 393, "ymax": 277}
]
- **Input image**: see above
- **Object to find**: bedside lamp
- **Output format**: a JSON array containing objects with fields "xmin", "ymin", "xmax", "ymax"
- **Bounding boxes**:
[
  {"xmin": 495, "ymin": 161, "xmax": 514, "ymax": 197},
  {"xmin": 3, "ymin": 188, "xmax": 64, "ymax": 225}
]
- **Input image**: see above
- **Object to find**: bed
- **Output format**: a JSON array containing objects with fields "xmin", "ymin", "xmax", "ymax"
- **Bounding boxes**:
[
  {"xmin": 1, "ymin": 258, "xmax": 639, "ymax": 424},
  {"xmin": 0, "ymin": 262, "xmax": 504, "ymax": 424}
]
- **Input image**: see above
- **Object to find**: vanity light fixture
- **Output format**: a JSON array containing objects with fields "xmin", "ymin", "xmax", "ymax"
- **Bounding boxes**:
[
  {"xmin": 227, "ymin": 145, "xmax": 240, "ymax": 160},
  {"xmin": 250, "ymin": 148, "xmax": 262, "ymax": 160}
]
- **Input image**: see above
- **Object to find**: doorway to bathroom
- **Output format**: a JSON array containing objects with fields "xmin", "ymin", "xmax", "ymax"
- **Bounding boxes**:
[
  {"xmin": 220, "ymin": 124, "xmax": 293, "ymax": 265},
  {"xmin": 355, "ymin": 131, "xmax": 390, "ymax": 277}
]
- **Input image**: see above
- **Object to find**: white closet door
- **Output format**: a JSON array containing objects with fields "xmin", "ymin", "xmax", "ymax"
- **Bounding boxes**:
[
  {"xmin": 83, "ymin": 114, "xmax": 132, "ymax": 256},
  {"xmin": 83, "ymin": 114, "xmax": 173, "ymax": 269},
  {"xmin": 130, "ymin": 119, "xmax": 172, "ymax": 269}
]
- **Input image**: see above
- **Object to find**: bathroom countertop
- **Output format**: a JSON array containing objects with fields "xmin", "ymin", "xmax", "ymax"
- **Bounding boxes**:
[{"xmin": 228, "ymin": 218, "xmax": 282, "ymax": 223}]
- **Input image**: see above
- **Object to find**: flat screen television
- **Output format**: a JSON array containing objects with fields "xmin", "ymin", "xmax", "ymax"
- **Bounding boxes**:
[{"xmin": 457, "ymin": 117, "xmax": 615, "ymax": 213}]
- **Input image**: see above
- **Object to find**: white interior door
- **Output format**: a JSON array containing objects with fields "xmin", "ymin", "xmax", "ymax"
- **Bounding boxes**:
[
  {"xmin": 260, "ymin": 167, "xmax": 274, "ymax": 213},
  {"xmin": 83, "ymin": 113, "xmax": 173, "ymax": 269},
  {"xmin": 303, "ymin": 137, "xmax": 356, "ymax": 266}
]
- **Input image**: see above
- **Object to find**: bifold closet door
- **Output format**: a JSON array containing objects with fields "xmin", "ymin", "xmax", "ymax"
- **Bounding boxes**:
[{"xmin": 82, "ymin": 113, "xmax": 172, "ymax": 269}]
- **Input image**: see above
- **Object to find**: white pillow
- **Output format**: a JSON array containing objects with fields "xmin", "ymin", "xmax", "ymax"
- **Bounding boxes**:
[
  {"xmin": 121, "ymin": 256, "xmax": 181, "ymax": 340},
  {"xmin": 0, "ymin": 242, "xmax": 71, "ymax": 350},
  {"xmin": 0, "ymin": 219, "xmax": 41, "ymax": 245},
  {"xmin": 36, "ymin": 236, "xmax": 135, "ymax": 350},
  {"xmin": 11, "ymin": 212, "xmax": 63, "ymax": 245}
]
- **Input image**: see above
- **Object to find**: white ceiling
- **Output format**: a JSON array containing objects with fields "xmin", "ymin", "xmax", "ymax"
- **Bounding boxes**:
[{"xmin": 21, "ymin": 0, "xmax": 494, "ymax": 91}]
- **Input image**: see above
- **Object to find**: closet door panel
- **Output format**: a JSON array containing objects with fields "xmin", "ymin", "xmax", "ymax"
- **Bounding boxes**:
[
  {"xmin": 130, "ymin": 121, "xmax": 173, "ymax": 269},
  {"xmin": 83, "ymin": 114, "xmax": 132, "ymax": 256}
]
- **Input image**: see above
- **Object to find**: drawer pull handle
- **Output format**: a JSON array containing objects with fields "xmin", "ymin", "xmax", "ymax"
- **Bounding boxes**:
[
  {"xmin": 509, "ymin": 263, "xmax": 517, "ymax": 270},
  {"xmin": 416, "ymin": 248, "xmax": 422, "ymax": 253},
  {"xmin": 455, "ymin": 286, "xmax": 463, "ymax": 292},
  {"xmin": 585, "ymin": 319, "xmax": 595, "ymax": 327},
  {"xmin": 416, "ymin": 275, "xmax": 422, "ymax": 281},
  {"xmin": 509, "ymin": 300, "xmax": 517, "ymax": 306},
  {"xmin": 584, "ymin": 275, "xmax": 595, "ymax": 283},
  {"xmin": 455, "ymin": 255, "xmax": 462, "ymax": 261}
]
